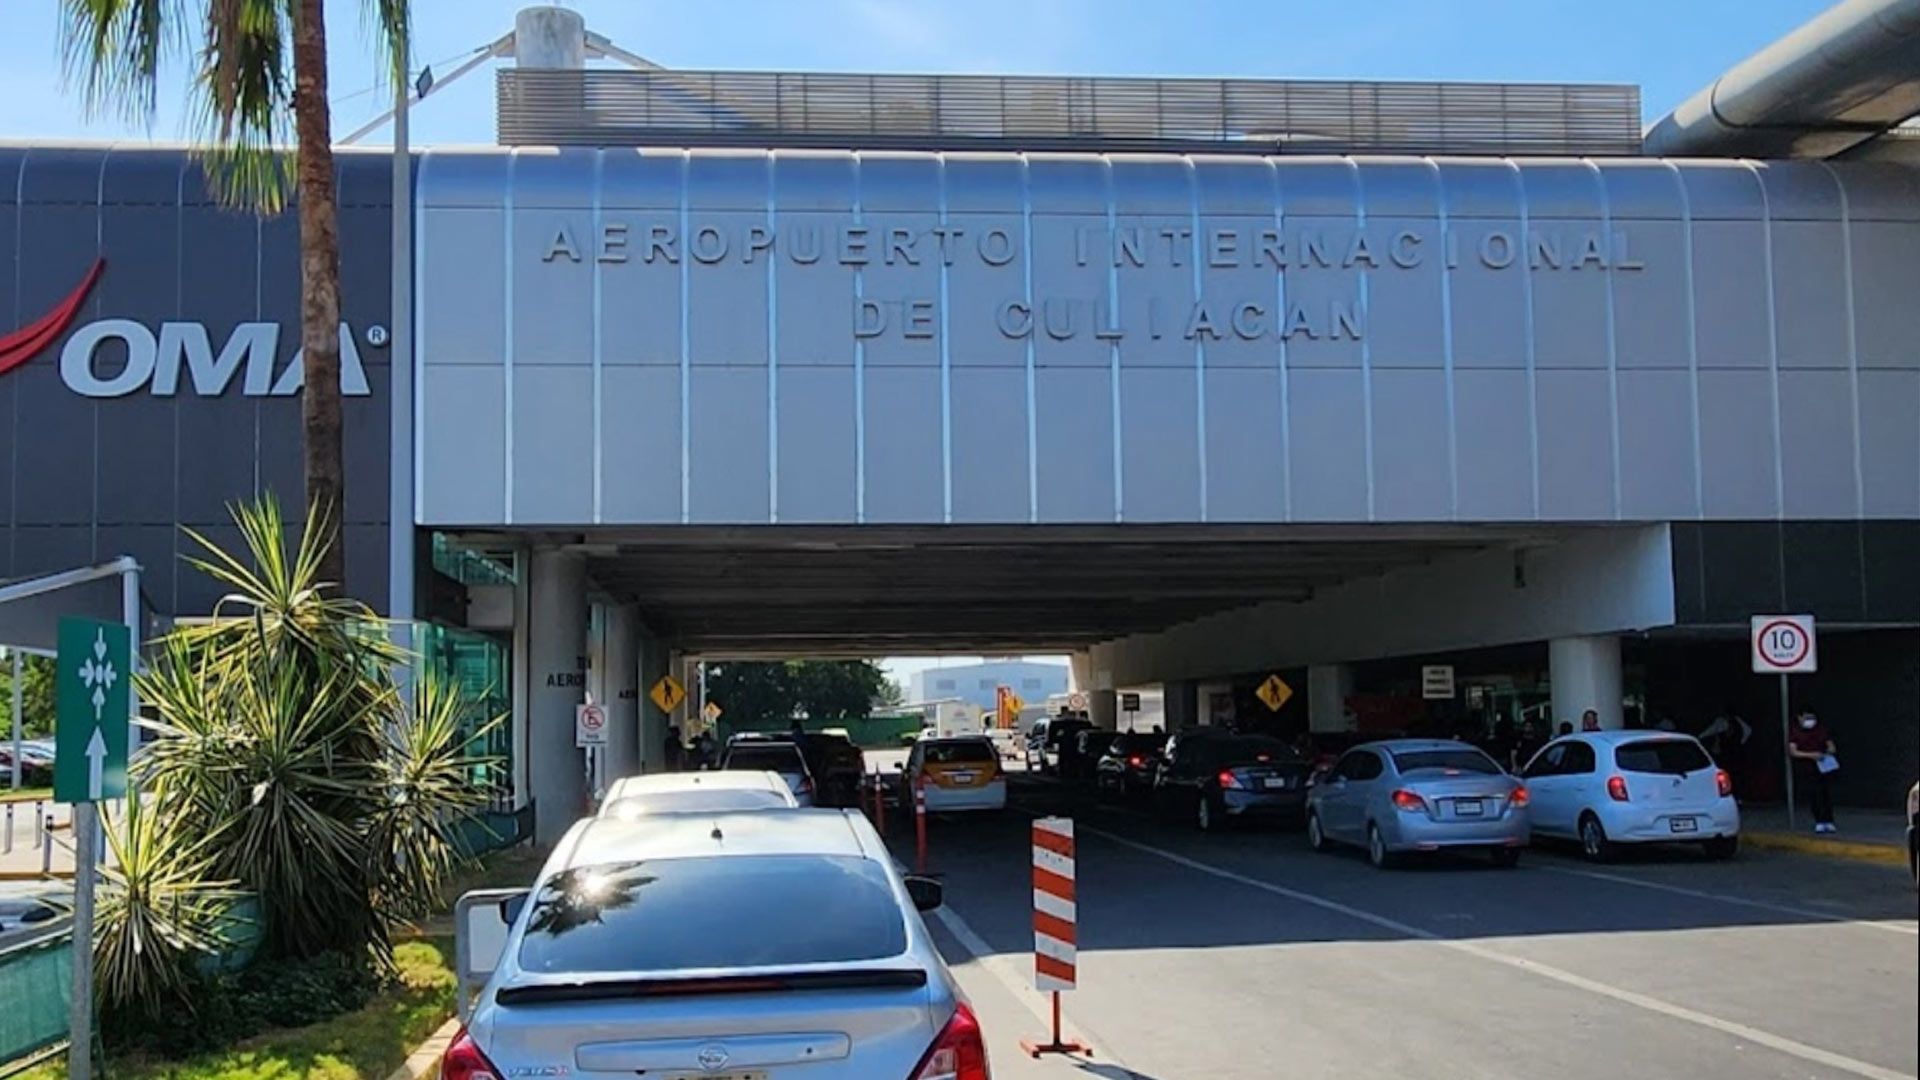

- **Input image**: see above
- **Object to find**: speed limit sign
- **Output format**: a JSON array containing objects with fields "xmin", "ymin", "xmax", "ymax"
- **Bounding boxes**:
[{"xmin": 1751, "ymin": 614, "xmax": 1816, "ymax": 674}]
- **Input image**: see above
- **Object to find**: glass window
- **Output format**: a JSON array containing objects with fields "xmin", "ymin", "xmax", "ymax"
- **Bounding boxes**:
[
  {"xmin": 1022, "ymin": 678, "xmax": 1043, "ymax": 690},
  {"xmin": 1392, "ymin": 749, "xmax": 1503, "ymax": 775},
  {"xmin": 722, "ymin": 745, "xmax": 807, "ymax": 773},
  {"xmin": 603, "ymin": 789, "xmax": 791, "ymax": 816},
  {"xmin": 923, "ymin": 740, "xmax": 995, "ymax": 764},
  {"xmin": 518, "ymin": 857, "xmax": 908, "ymax": 974},
  {"xmin": 934, "ymin": 679, "xmax": 955, "ymax": 691},
  {"xmin": 1350, "ymin": 751, "xmax": 1385, "ymax": 781},
  {"xmin": 1524, "ymin": 743, "xmax": 1566, "ymax": 778},
  {"xmin": 1615, "ymin": 739, "xmax": 1711, "ymax": 775},
  {"xmin": 1562, "ymin": 743, "xmax": 1597, "ymax": 775}
]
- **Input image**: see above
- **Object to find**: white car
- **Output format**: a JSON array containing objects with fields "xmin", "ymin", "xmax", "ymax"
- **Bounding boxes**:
[
  {"xmin": 1521, "ymin": 731, "xmax": 1739, "ymax": 861},
  {"xmin": 597, "ymin": 770, "xmax": 798, "ymax": 819}
]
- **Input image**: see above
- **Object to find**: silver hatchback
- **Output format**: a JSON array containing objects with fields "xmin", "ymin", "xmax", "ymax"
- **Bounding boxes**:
[
  {"xmin": 1306, "ymin": 739, "xmax": 1532, "ymax": 869},
  {"xmin": 448, "ymin": 810, "xmax": 987, "ymax": 1080}
]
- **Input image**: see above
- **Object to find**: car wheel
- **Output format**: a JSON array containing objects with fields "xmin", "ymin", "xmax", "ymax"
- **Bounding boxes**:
[
  {"xmin": 1196, "ymin": 795, "xmax": 1216, "ymax": 832},
  {"xmin": 1490, "ymin": 846, "xmax": 1522, "ymax": 869},
  {"xmin": 1579, "ymin": 813, "xmax": 1614, "ymax": 863},
  {"xmin": 1702, "ymin": 835, "xmax": 1739, "ymax": 861},
  {"xmin": 1367, "ymin": 823, "xmax": 1396, "ymax": 869},
  {"xmin": 1306, "ymin": 811, "xmax": 1332, "ymax": 853}
]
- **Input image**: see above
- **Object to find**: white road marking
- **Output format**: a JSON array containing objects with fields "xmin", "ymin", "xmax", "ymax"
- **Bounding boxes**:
[
  {"xmin": 1539, "ymin": 863, "xmax": 1920, "ymax": 937},
  {"xmin": 1075, "ymin": 821, "xmax": 1917, "ymax": 1080}
]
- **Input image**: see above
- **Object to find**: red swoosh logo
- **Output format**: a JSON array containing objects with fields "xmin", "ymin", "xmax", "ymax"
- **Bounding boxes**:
[{"xmin": 0, "ymin": 258, "xmax": 106, "ymax": 378}]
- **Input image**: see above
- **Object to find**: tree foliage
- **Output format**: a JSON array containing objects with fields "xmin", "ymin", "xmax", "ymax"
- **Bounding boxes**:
[
  {"xmin": 704, "ymin": 660, "xmax": 894, "ymax": 726},
  {"xmin": 0, "ymin": 652, "xmax": 55, "ymax": 741}
]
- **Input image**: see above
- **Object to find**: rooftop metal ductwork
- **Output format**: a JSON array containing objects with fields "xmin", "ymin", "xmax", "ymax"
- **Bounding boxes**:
[{"xmin": 1644, "ymin": 0, "xmax": 1920, "ymax": 158}]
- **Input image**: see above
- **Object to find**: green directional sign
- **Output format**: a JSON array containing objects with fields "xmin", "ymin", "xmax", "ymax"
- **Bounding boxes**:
[{"xmin": 54, "ymin": 617, "xmax": 131, "ymax": 804}]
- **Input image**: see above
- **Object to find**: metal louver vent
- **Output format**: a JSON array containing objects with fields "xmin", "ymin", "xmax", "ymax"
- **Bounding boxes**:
[{"xmin": 497, "ymin": 69, "xmax": 1644, "ymax": 156}]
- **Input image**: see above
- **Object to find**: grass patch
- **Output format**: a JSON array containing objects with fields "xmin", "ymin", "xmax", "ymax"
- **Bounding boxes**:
[
  {"xmin": 1, "ymin": 787, "xmax": 53, "ymax": 803},
  {"xmin": 20, "ymin": 939, "xmax": 456, "ymax": 1080}
]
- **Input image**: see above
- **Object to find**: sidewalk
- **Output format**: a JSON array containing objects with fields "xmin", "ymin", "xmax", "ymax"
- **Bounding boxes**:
[
  {"xmin": 1740, "ymin": 803, "xmax": 1912, "ymax": 867},
  {"xmin": 0, "ymin": 798, "xmax": 69, "ymax": 880}
]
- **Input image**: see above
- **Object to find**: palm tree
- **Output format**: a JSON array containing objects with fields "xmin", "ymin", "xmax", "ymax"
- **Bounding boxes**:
[{"xmin": 60, "ymin": 0, "xmax": 410, "ymax": 589}]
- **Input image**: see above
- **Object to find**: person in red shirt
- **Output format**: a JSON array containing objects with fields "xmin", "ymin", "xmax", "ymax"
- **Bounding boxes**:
[{"xmin": 1787, "ymin": 711, "xmax": 1839, "ymax": 833}]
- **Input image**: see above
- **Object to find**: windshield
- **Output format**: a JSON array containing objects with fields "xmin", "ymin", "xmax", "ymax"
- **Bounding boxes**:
[
  {"xmin": 517, "ymin": 856, "xmax": 907, "ymax": 974},
  {"xmin": 723, "ymin": 745, "xmax": 806, "ymax": 773},
  {"xmin": 924, "ymin": 740, "xmax": 995, "ymax": 764},
  {"xmin": 602, "ymin": 789, "xmax": 791, "ymax": 817},
  {"xmin": 1614, "ymin": 739, "xmax": 1712, "ymax": 775},
  {"xmin": 1392, "ymin": 749, "xmax": 1504, "ymax": 775}
]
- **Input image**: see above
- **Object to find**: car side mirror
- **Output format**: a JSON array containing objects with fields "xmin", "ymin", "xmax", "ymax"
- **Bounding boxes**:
[
  {"xmin": 904, "ymin": 874, "xmax": 944, "ymax": 912},
  {"xmin": 893, "ymin": 761, "xmax": 906, "ymax": 771}
]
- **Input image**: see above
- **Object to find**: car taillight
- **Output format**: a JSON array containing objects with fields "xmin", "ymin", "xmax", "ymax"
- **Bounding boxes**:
[
  {"xmin": 1510, "ymin": 785, "xmax": 1530, "ymax": 808},
  {"xmin": 1128, "ymin": 754, "xmax": 1144, "ymax": 768},
  {"xmin": 1715, "ymin": 769, "xmax": 1732, "ymax": 798},
  {"xmin": 440, "ymin": 1031, "xmax": 501, "ymax": 1080},
  {"xmin": 1390, "ymin": 789, "xmax": 1426, "ymax": 812},
  {"xmin": 1217, "ymin": 770, "xmax": 1243, "ymax": 790},
  {"xmin": 910, "ymin": 1002, "xmax": 989, "ymax": 1080},
  {"xmin": 1606, "ymin": 775, "xmax": 1630, "ymax": 802}
]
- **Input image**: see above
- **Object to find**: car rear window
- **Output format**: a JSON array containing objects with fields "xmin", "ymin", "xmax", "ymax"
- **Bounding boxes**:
[
  {"xmin": 723, "ymin": 746, "xmax": 805, "ymax": 772},
  {"xmin": 1392, "ymin": 749, "xmax": 1503, "ymax": 775},
  {"xmin": 1614, "ymin": 739, "xmax": 1711, "ymax": 775},
  {"xmin": 603, "ymin": 789, "xmax": 791, "ymax": 816},
  {"xmin": 925, "ymin": 740, "xmax": 995, "ymax": 764},
  {"xmin": 518, "ymin": 856, "xmax": 907, "ymax": 974},
  {"xmin": 1219, "ymin": 737, "xmax": 1302, "ymax": 765}
]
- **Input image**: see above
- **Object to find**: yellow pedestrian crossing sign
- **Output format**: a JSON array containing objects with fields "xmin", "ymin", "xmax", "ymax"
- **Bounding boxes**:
[
  {"xmin": 650, "ymin": 675, "xmax": 687, "ymax": 714},
  {"xmin": 1256, "ymin": 674, "xmax": 1293, "ymax": 712}
]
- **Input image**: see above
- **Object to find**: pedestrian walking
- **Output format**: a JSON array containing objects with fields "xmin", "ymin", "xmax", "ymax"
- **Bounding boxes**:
[
  {"xmin": 1787, "ymin": 711, "xmax": 1840, "ymax": 833},
  {"xmin": 664, "ymin": 725, "xmax": 684, "ymax": 771}
]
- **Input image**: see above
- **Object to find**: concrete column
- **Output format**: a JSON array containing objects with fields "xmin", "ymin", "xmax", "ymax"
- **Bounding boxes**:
[
  {"xmin": 1308, "ymin": 664, "xmax": 1357, "ymax": 733},
  {"xmin": 514, "ymin": 6, "xmax": 587, "ymax": 68},
  {"xmin": 603, "ymin": 604, "xmax": 641, "ymax": 781},
  {"xmin": 527, "ymin": 548, "xmax": 588, "ymax": 844},
  {"xmin": 1550, "ymin": 634, "xmax": 1624, "ymax": 731},
  {"xmin": 1089, "ymin": 689, "xmax": 1118, "ymax": 731},
  {"xmin": 637, "ymin": 636, "xmax": 669, "ymax": 772},
  {"xmin": 1162, "ymin": 680, "xmax": 1197, "ymax": 732}
]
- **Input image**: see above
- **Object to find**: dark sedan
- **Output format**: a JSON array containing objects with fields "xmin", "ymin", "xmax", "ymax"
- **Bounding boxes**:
[
  {"xmin": 1094, "ymin": 731, "xmax": 1169, "ymax": 799},
  {"xmin": 1154, "ymin": 731, "xmax": 1312, "ymax": 831}
]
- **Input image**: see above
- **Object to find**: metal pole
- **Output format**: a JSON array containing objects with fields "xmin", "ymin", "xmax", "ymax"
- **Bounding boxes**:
[
  {"xmin": 388, "ymin": 22, "xmax": 417, "ymax": 700},
  {"xmin": 1779, "ymin": 673, "xmax": 1795, "ymax": 832},
  {"xmin": 69, "ymin": 802, "xmax": 96, "ymax": 1080},
  {"xmin": 10, "ymin": 649, "xmax": 22, "ymax": 791},
  {"xmin": 122, "ymin": 567, "xmax": 140, "ymax": 789},
  {"xmin": 914, "ymin": 779, "xmax": 927, "ymax": 873}
]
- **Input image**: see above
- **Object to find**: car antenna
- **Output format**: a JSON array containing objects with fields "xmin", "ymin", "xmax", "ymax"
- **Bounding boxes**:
[{"xmin": 710, "ymin": 822, "xmax": 724, "ymax": 841}]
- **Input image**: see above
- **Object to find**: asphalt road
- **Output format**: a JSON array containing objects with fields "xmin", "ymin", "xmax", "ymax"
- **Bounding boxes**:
[{"xmin": 886, "ymin": 774, "xmax": 1919, "ymax": 1080}]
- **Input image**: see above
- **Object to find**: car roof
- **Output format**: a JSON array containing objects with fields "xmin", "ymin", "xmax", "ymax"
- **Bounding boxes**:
[
  {"xmin": 1561, "ymin": 730, "xmax": 1702, "ymax": 744},
  {"xmin": 551, "ymin": 808, "xmax": 879, "ymax": 872},
  {"xmin": 919, "ymin": 734, "xmax": 993, "ymax": 745},
  {"xmin": 602, "ymin": 770, "xmax": 784, "ymax": 801},
  {"xmin": 1362, "ymin": 739, "xmax": 1485, "ymax": 753}
]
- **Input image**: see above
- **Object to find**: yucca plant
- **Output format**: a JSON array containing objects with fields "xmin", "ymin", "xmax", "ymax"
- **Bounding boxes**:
[
  {"xmin": 93, "ymin": 793, "xmax": 239, "ymax": 1019},
  {"xmin": 368, "ymin": 674, "xmax": 501, "ymax": 927}
]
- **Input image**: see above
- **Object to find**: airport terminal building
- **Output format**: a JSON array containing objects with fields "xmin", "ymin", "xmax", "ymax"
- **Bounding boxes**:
[{"xmin": 2, "ymin": 5, "xmax": 1915, "ymax": 836}]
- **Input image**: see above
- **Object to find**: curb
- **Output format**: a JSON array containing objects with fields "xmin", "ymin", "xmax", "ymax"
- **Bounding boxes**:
[
  {"xmin": 384, "ymin": 1017, "xmax": 460, "ymax": 1080},
  {"xmin": 1743, "ymin": 829, "xmax": 1908, "ymax": 867}
]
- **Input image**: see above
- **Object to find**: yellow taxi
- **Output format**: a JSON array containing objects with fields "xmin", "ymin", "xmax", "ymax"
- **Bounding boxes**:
[{"xmin": 901, "ymin": 735, "xmax": 1008, "ymax": 812}]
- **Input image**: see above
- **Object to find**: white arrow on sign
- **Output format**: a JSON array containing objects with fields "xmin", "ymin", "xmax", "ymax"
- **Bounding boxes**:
[{"xmin": 85, "ymin": 727, "xmax": 107, "ymax": 801}]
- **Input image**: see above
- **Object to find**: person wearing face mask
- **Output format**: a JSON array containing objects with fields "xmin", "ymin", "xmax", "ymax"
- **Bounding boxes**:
[{"xmin": 1786, "ymin": 710, "xmax": 1839, "ymax": 833}]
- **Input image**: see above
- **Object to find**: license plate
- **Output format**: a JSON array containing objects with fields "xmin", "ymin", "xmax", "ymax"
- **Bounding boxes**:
[
  {"xmin": 948, "ymin": 771, "xmax": 975, "ymax": 784},
  {"xmin": 1262, "ymin": 777, "xmax": 1289, "ymax": 790},
  {"xmin": 1454, "ymin": 799, "xmax": 1484, "ymax": 816},
  {"xmin": 1669, "ymin": 817, "xmax": 1698, "ymax": 833},
  {"xmin": 662, "ymin": 1072, "xmax": 767, "ymax": 1080}
]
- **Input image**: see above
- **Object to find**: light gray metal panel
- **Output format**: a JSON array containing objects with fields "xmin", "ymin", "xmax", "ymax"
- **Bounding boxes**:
[
  {"xmin": 420, "ymin": 366, "xmax": 505, "ymax": 524},
  {"xmin": 1287, "ymin": 368, "xmax": 1370, "ymax": 521},
  {"xmin": 862, "ymin": 367, "xmax": 944, "ymax": 522},
  {"xmin": 1697, "ymin": 369, "xmax": 1781, "ymax": 517},
  {"xmin": 1447, "ymin": 219, "xmax": 1528, "ymax": 368},
  {"xmin": 687, "ymin": 150, "xmax": 773, "ymax": 209},
  {"xmin": 1846, "ymin": 221, "xmax": 1920, "ymax": 367},
  {"xmin": 688, "ymin": 366, "xmax": 770, "ymax": 522},
  {"xmin": 1768, "ymin": 220, "xmax": 1849, "ymax": 369},
  {"xmin": 1433, "ymin": 158, "xmax": 1523, "ymax": 218},
  {"xmin": 776, "ymin": 367, "xmax": 857, "ymax": 523},
  {"xmin": 1120, "ymin": 367, "xmax": 1201, "ymax": 522},
  {"xmin": 1452, "ymin": 369, "xmax": 1535, "ymax": 520},
  {"xmin": 1535, "ymin": 369, "xmax": 1615, "ymax": 520},
  {"xmin": 600, "ymin": 209, "xmax": 683, "ymax": 366},
  {"xmin": 859, "ymin": 153, "xmax": 942, "ymax": 212},
  {"xmin": 1857, "ymin": 369, "xmax": 1920, "ymax": 517},
  {"xmin": 1203, "ymin": 367, "xmax": 1287, "ymax": 523},
  {"xmin": 1616, "ymin": 369, "xmax": 1699, "ymax": 519},
  {"xmin": 1192, "ymin": 156, "xmax": 1276, "ymax": 214},
  {"xmin": 1837, "ymin": 163, "xmax": 1920, "ymax": 222},
  {"xmin": 1356, "ymin": 159, "xmax": 1440, "ymax": 216},
  {"xmin": 1595, "ymin": 159, "xmax": 1686, "ymax": 220},
  {"xmin": 1109, "ymin": 156, "xmax": 1191, "ymax": 214},
  {"xmin": 1274, "ymin": 159, "xmax": 1358, "ymax": 215},
  {"xmin": 420, "ymin": 209, "xmax": 506, "ymax": 365},
  {"xmin": 1755, "ymin": 161, "xmax": 1842, "ymax": 221},
  {"xmin": 772, "ymin": 150, "xmax": 856, "ymax": 210},
  {"xmin": 418, "ymin": 152, "xmax": 511, "ymax": 208},
  {"xmin": 1515, "ymin": 160, "xmax": 1602, "ymax": 218},
  {"xmin": 512, "ymin": 148, "xmax": 594, "ymax": 208},
  {"xmin": 947, "ymin": 211, "xmax": 1026, "ymax": 367},
  {"xmin": 1777, "ymin": 369, "xmax": 1858, "ymax": 518},
  {"xmin": 1690, "ymin": 221, "xmax": 1772, "ymax": 368},
  {"xmin": 1611, "ymin": 221, "xmax": 1689, "ymax": 367},
  {"xmin": 511, "ymin": 366, "xmax": 594, "ymax": 524},
  {"xmin": 943, "ymin": 153, "xmax": 1025, "ymax": 211},
  {"xmin": 1031, "ymin": 213, "xmax": 1108, "ymax": 369},
  {"xmin": 514, "ymin": 215, "xmax": 593, "ymax": 364},
  {"xmin": 1675, "ymin": 163, "xmax": 1765, "ymax": 221},
  {"xmin": 948, "ymin": 367, "xmax": 1031, "ymax": 522},
  {"xmin": 600, "ymin": 365, "xmax": 682, "ymax": 523},
  {"xmin": 1195, "ymin": 213, "xmax": 1276, "ymax": 369},
  {"xmin": 1370, "ymin": 369, "xmax": 1452, "ymax": 520},
  {"xmin": 687, "ymin": 209, "xmax": 770, "ymax": 365},
  {"xmin": 1367, "ymin": 213, "xmax": 1446, "ymax": 368},
  {"xmin": 1118, "ymin": 211, "xmax": 1199, "ymax": 367},
  {"xmin": 774, "ymin": 209, "xmax": 857, "ymax": 367},
  {"xmin": 1283, "ymin": 215, "xmax": 1364, "ymax": 369},
  {"xmin": 860, "ymin": 207, "xmax": 942, "ymax": 368},
  {"xmin": 599, "ymin": 148, "xmax": 684, "ymax": 209},
  {"xmin": 1034, "ymin": 367, "xmax": 1115, "ymax": 522}
]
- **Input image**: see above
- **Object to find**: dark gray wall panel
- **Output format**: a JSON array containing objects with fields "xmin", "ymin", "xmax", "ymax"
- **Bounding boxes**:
[{"xmin": 1849, "ymin": 222, "xmax": 1920, "ymax": 367}]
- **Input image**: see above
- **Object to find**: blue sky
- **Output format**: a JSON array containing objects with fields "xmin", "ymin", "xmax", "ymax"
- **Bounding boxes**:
[{"xmin": 1, "ymin": 0, "xmax": 1836, "ymax": 146}]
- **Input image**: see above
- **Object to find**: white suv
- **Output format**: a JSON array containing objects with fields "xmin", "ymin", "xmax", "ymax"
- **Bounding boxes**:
[{"xmin": 1520, "ymin": 731, "xmax": 1739, "ymax": 862}]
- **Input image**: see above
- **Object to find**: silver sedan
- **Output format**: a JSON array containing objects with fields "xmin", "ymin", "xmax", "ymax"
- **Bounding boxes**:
[{"xmin": 1306, "ymin": 739, "xmax": 1531, "ymax": 869}]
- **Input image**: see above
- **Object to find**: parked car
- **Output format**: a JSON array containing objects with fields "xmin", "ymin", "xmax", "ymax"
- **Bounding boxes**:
[
  {"xmin": 597, "ymin": 770, "xmax": 798, "ymax": 819},
  {"xmin": 717, "ymin": 740, "xmax": 816, "ymax": 807},
  {"xmin": 732, "ymin": 731, "xmax": 866, "ymax": 808},
  {"xmin": 0, "ymin": 894, "xmax": 64, "ymax": 937},
  {"xmin": 1024, "ymin": 715, "xmax": 1091, "ymax": 774},
  {"xmin": 447, "ymin": 810, "xmax": 983, "ymax": 1080},
  {"xmin": 901, "ymin": 735, "xmax": 1007, "ymax": 813},
  {"xmin": 1094, "ymin": 731, "xmax": 1168, "ymax": 799},
  {"xmin": 0, "ymin": 740, "xmax": 55, "ymax": 788},
  {"xmin": 1306, "ymin": 740, "xmax": 1531, "ymax": 869},
  {"xmin": 1154, "ymin": 730, "xmax": 1311, "ymax": 831},
  {"xmin": 1520, "ymin": 731, "xmax": 1738, "ymax": 862}
]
